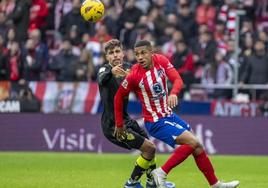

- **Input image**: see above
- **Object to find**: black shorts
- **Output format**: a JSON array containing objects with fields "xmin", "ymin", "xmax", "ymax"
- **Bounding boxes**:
[{"xmin": 102, "ymin": 119, "xmax": 149, "ymax": 150}]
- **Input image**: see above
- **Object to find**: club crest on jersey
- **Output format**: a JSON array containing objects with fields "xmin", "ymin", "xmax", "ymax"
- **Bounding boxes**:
[
  {"xmin": 157, "ymin": 69, "xmax": 165, "ymax": 77},
  {"xmin": 153, "ymin": 82, "xmax": 162, "ymax": 94},
  {"xmin": 122, "ymin": 79, "xmax": 128, "ymax": 89}
]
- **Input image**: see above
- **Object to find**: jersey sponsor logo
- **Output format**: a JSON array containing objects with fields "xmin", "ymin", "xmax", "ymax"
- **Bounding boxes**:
[
  {"xmin": 153, "ymin": 82, "xmax": 162, "ymax": 94},
  {"xmin": 151, "ymin": 82, "xmax": 166, "ymax": 100},
  {"xmin": 122, "ymin": 79, "xmax": 128, "ymax": 89}
]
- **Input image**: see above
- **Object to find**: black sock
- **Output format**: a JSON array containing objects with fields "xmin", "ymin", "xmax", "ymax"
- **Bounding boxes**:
[
  {"xmin": 130, "ymin": 155, "xmax": 151, "ymax": 181},
  {"xmin": 130, "ymin": 164, "xmax": 146, "ymax": 181},
  {"xmin": 146, "ymin": 163, "xmax": 156, "ymax": 180}
]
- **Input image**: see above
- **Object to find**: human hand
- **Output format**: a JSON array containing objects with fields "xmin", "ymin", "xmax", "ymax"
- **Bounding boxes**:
[
  {"xmin": 114, "ymin": 127, "xmax": 127, "ymax": 141},
  {"xmin": 111, "ymin": 64, "xmax": 128, "ymax": 77},
  {"xmin": 168, "ymin": 94, "xmax": 178, "ymax": 108}
]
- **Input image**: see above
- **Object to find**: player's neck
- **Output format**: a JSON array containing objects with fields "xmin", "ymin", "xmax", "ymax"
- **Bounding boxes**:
[{"xmin": 144, "ymin": 62, "xmax": 153, "ymax": 70}]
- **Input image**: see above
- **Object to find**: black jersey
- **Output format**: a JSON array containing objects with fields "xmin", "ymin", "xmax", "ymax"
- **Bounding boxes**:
[{"xmin": 97, "ymin": 62, "xmax": 132, "ymax": 131}]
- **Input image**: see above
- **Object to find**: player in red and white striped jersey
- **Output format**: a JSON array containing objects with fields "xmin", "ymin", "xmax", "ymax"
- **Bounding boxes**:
[{"xmin": 114, "ymin": 40, "xmax": 239, "ymax": 188}]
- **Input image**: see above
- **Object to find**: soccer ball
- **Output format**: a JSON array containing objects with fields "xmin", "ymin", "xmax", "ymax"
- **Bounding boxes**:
[{"xmin": 80, "ymin": 0, "xmax": 105, "ymax": 22}]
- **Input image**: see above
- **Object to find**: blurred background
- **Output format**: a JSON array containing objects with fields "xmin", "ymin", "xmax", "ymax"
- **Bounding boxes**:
[{"xmin": 0, "ymin": 0, "xmax": 268, "ymax": 155}]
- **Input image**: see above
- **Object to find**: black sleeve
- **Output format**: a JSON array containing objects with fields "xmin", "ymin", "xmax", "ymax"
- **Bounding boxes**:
[{"xmin": 97, "ymin": 65, "xmax": 112, "ymax": 86}]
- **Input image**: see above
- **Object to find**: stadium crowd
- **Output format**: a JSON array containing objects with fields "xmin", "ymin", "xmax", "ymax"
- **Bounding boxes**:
[{"xmin": 0, "ymin": 0, "xmax": 268, "ymax": 101}]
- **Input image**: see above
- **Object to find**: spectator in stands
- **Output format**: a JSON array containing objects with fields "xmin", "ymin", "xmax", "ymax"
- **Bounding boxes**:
[
  {"xmin": 0, "ymin": 34, "xmax": 8, "ymax": 80},
  {"xmin": 191, "ymin": 31, "xmax": 217, "ymax": 82},
  {"xmin": 172, "ymin": 40, "xmax": 195, "ymax": 91},
  {"xmin": 255, "ymin": 0, "xmax": 268, "ymax": 31},
  {"xmin": 86, "ymin": 24, "xmax": 112, "ymax": 66},
  {"xmin": 117, "ymin": 0, "xmax": 142, "ymax": 48},
  {"xmin": 59, "ymin": 0, "xmax": 88, "ymax": 37},
  {"xmin": 128, "ymin": 23, "xmax": 150, "ymax": 49},
  {"xmin": 45, "ymin": 0, "xmax": 56, "ymax": 31},
  {"xmin": 192, "ymin": 31, "xmax": 217, "ymax": 66},
  {"xmin": 135, "ymin": 0, "xmax": 152, "ymax": 14},
  {"xmin": 14, "ymin": 79, "xmax": 41, "ymax": 112},
  {"xmin": 29, "ymin": 0, "xmax": 49, "ymax": 37},
  {"xmin": 26, "ymin": 29, "xmax": 49, "ymax": 80},
  {"xmin": 225, "ymin": 39, "xmax": 237, "ymax": 67},
  {"xmin": 23, "ymin": 39, "xmax": 43, "ymax": 81},
  {"xmin": 161, "ymin": 29, "xmax": 183, "ymax": 61},
  {"xmin": 6, "ymin": 41, "xmax": 24, "ymax": 82},
  {"xmin": 147, "ymin": 6, "xmax": 166, "ymax": 44},
  {"xmin": 6, "ymin": 0, "xmax": 31, "ymax": 42},
  {"xmin": 214, "ymin": 20, "xmax": 226, "ymax": 42},
  {"xmin": 101, "ymin": 1, "xmax": 120, "ymax": 37},
  {"xmin": 19, "ymin": 86, "xmax": 41, "ymax": 112},
  {"xmin": 240, "ymin": 40, "xmax": 268, "ymax": 99},
  {"xmin": 176, "ymin": 1, "xmax": 198, "ymax": 44},
  {"xmin": 202, "ymin": 51, "xmax": 233, "ymax": 99},
  {"xmin": 4, "ymin": 27, "xmax": 17, "ymax": 50},
  {"xmin": 0, "ymin": 0, "xmax": 15, "ymax": 16},
  {"xmin": 196, "ymin": 0, "xmax": 216, "ymax": 32},
  {"xmin": 54, "ymin": 0, "xmax": 73, "ymax": 31},
  {"xmin": 49, "ymin": 38, "xmax": 79, "ymax": 81},
  {"xmin": 239, "ymin": 33, "xmax": 254, "ymax": 79},
  {"xmin": 66, "ymin": 25, "xmax": 81, "ymax": 48},
  {"xmin": 240, "ymin": 17, "xmax": 255, "ymax": 37},
  {"xmin": 257, "ymin": 30, "xmax": 268, "ymax": 50},
  {"xmin": 65, "ymin": 25, "xmax": 82, "ymax": 56},
  {"xmin": 74, "ymin": 49, "xmax": 95, "ymax": 81},
  {"xmin": 0, "ymin": 12, "xmax": 7, "ymax": 37}
]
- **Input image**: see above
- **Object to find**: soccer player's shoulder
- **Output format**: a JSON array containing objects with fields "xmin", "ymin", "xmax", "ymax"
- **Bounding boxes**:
[
  {"xmin": 98, "ymin": 64, "xmax": 110, "ymax": 75},
  {"xmin": 130, "ymin": 63, "xmax": 141, "ymax": 74},
  {"xmin": 153, "ymin": 54, "xmax": 170, "ymax": 65},
  {"xmin": 154, "ymin": 53, "xmax": 169, "ymax": 61}
]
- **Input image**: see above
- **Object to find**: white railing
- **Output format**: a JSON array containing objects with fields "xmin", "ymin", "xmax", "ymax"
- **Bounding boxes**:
[{"xmin": 191, "ymin": 84, "xmax": 268, "ymax": 100}]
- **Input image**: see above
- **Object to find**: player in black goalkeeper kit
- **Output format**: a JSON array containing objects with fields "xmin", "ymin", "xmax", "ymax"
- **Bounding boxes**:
[{"xmin": 98, "ymin": 39, "xmax": 175, "ymax": 188}]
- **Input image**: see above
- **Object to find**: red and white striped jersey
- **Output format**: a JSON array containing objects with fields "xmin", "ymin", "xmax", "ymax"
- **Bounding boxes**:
[{"xmin": 115, "ymin": 54, "xmax": 183, "ymax": 125}]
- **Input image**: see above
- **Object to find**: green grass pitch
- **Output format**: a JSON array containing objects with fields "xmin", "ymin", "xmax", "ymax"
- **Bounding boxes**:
[{"xmin": 0, "ymin": 152, "xmax": 268, "ymax": 188}]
